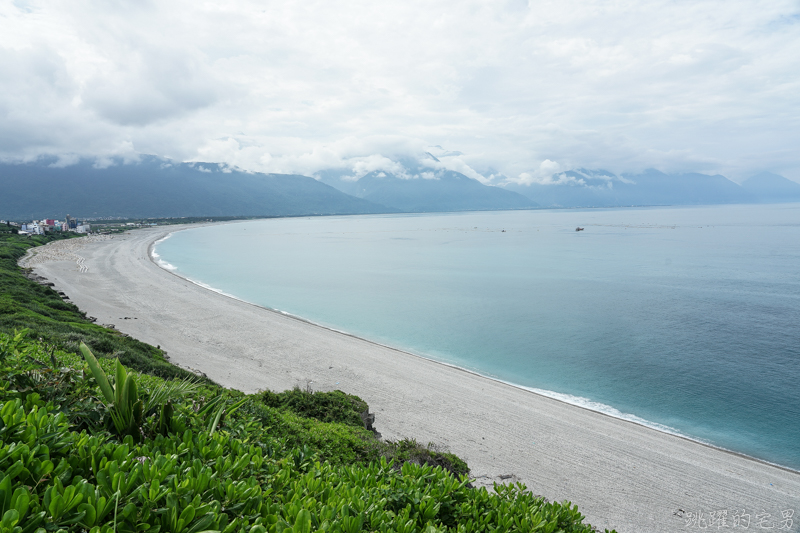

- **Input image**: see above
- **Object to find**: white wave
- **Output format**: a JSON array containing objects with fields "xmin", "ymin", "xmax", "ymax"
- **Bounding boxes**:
[
  {"xmin": 183, "ymin": 278, "xmax": 246, "ymax": 302},
  {"xmin": 156, "ymin": 259, "xmax": 177, "ymax": 271},
  {"xmin": 152, "ymin": 233, "xmax": 173, "ymax": 246},
  {"xmin": 507, "ymin": 385, "xmax": 800, "ymax": 472},
  {"xmin": 150, "ymin": 249, "xmax": 177, "ymax": 271},
  {"xmin": 508, "ymin": 383, "xmax": 695, "ymax": 440},
  {"xmin": 151, "ymin": 233, "xmax": 179, "ymax": 270}
]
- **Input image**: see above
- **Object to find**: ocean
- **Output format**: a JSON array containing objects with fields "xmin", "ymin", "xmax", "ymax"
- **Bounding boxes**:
[{"xmin": 153, "ymin": 204, "xmax": 800, "ymax": 471}]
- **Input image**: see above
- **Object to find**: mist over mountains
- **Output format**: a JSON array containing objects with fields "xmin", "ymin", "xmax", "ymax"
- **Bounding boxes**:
[
  {"xmin": 1, "ymin": 155, "xmax": 799, "ymax": 221},
  {"xmin": 500, "ymin": 168, "xmax": 800, "ymax": 207},
  {"xmin": 317, "ymin": 169, "xmax": 536, "ymax": 212},
  {"xmin": 318, "ymin": 163, "xmax": 800, "ymax": 210},
  {"xmin": 739, "ymin": 173, "xmax": 800, "ymax": 204},
  {"xmin": 0, "ymin": 157, "xmax": 389, "ymax": 220}
]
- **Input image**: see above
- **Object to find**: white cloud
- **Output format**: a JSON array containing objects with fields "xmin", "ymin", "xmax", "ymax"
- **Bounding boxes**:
[
  {"xmin": 0, "ymin": 0, "xmax": 798, "ymax": 181},
  {"xmin": 49, "ymin": 154, "xmax": 80, "ymax": 168},
  {"xmin": 508, "ymin": 160, "xmax": 565, "ymax": 185},
  {"xmin": 350, "ymin": 155, "xmax": 412, "ymax": 180}
]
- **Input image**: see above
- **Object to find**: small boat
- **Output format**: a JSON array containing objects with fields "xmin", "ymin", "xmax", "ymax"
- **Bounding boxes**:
[{"xmin": 575, "ymin": 227, "xmax": 584, "ymax": 232}]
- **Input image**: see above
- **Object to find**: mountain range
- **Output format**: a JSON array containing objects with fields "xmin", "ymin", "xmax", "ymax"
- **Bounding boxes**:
[
  {"xmin": 1, "ymin": 156, "xmax": 799, "ymax": 220},
  {"xmin": 740, "ymin": 172, "xmax": 800, "ymax": 203},
  {"xmin": 501, "ymin": 168, "xmax": 800, "ymax": 207},
  {"xmin": 501, "ymin": 168, "xmax": 774, "ymax": 207},
  {"xmin": 0, "ymin": 157, "xmax": 389, "ymax": 220},
  {"xmin": 316, "ymin": 169, "xmax": 536, "ymax": 212}
]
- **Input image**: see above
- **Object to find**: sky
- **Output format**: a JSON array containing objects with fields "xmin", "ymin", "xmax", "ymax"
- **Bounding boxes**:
[{"xmin": 1, "ymin": 0, "xmax": 799, "ymax": 184}]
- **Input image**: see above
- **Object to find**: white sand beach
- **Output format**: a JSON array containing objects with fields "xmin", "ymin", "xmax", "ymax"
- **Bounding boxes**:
[{"xmin": 24, "ymin": 226, "xmax": 800, "ymax": 533}]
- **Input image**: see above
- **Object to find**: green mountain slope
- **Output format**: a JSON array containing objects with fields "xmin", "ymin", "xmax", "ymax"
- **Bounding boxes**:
[
  {"xmin": 319, "ymin": 170, "xmax": 537, "ymax": 212},
  {"xmin": 0, "ymin": 157, "xmax": 393, "ymax": 219}
]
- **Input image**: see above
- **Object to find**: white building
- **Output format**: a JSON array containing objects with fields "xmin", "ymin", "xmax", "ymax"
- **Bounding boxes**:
[{"xmin": 21, "ymin": 223, "xmax": 44, "ymax": 235}]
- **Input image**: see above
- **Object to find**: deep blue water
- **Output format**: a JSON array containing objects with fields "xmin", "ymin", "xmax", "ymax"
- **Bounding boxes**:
[{"xmin": 154, "ymin": 204, "xmax": 800, "ymax": 470}]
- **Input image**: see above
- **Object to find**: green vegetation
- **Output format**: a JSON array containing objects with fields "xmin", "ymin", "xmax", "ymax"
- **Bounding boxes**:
[
  {"xmin": 84, "ymin": 217, "xmax": 258, "ymax": 235},
  {"xmin": 253, "ymin": 388, "xmax": 468, "ymax": 478},
  {"xmin": 0, "ymin": 231, "xmax": 615, "ymax": 532},
  {"xmin": 0, "ymin": 332, "xmax": 612, "ymax": 532},
  {"xmin": 260, "ymin": 388, "xmax": 369, "ymax": 429}
]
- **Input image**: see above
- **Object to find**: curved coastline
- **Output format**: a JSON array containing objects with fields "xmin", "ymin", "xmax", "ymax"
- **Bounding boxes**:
[
  {"xmin": 149, "ymin": 223, "xmax": 799, "ymax": 476},
  {"xmin": 27, "ymin": 224, "xmax": 800, "ymax": 533}
]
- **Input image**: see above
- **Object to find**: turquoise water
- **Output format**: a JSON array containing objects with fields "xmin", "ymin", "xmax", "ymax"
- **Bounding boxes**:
[{"xmin": 154, "ymin": 205, "xmax": 800, "ymax": 470}]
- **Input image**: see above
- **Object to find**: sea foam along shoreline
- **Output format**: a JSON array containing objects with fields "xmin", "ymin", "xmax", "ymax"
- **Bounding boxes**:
[
  {"xmin": 28, "ymin": 224, "xmax": 800, "ymax": 533},
  {"xmin": 149, "ymin": 222, "xmax": 800, "ymax": 476}
]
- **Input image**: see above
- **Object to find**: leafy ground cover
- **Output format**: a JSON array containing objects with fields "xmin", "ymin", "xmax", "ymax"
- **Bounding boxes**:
[
  {"xmin": 0, "ymin": 230, "xmax": 615, "ymax": 532},
  {"xmin": 0, "ymin": 332, "xmax": 613, "ymax": 532}
]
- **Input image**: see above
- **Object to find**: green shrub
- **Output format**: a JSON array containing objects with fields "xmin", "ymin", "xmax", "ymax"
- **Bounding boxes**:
[
  {"xmin": 260, "ymin": 387, "xmax": 368, "ymax": 428},
  {"xmin": 382, "ymin": 439, "xmax": 470, "ymax": 478}
]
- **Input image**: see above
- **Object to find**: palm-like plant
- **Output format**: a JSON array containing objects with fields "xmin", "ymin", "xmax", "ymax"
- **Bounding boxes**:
[{"xmin": 79, "ymin": 342, "xmax": 198, "ymax": 441}]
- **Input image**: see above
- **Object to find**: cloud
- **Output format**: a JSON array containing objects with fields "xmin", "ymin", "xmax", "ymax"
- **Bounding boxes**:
[
  {"xmin": 508, "ymin": 160, "xmax": 565, "ymax": 185},
  {"xmin": 81, "ymin": 49, "xmax": 222, "ymax": 126},
  {"xmin": 350, "ymin": 155, "xmax": 412, "ymax": 180},
  {"xmin": 49, "ymin": 154, "xmax": 81, "ymax": 168},
  {"xmin": 0, "ymin": 0, "xmax": 798, "ymax": 181}
]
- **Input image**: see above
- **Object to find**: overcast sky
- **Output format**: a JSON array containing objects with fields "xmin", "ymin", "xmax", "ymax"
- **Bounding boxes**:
[{"xmin": 1, "ymin": 0, "xmax": 799, "ymax": 183}]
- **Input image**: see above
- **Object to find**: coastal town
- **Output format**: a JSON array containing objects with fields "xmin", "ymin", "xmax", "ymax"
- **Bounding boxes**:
[
  {"xmin": 1, "ymin": 214, "xmax": 91, "ymax": 235},
  {"xmin": 1, "ymin": 216, "xmax": 176, "ymax": 236}
]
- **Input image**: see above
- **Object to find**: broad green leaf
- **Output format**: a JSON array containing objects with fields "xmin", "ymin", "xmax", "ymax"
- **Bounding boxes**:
[
  {"xmin": 293, "ymin": 510, "xmax": 311, "ymax": 533},
  {"xmin": 77, "ymin": 503, "xmax": 97, "ymax": 527},
  {"xmin": 1, "ymin": 509, "xmax": 19, "ymax": 528},
  {"xmin": 11, "ymin": 488, "xmax": 29, "ymax": 519}
]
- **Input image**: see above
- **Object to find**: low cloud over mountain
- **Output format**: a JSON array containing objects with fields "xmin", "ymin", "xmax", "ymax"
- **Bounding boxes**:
[
  {"xmin": 318, "ymin": 168, "xmax": 535, "ymax": 213},
  {"xmin": 0, "ymin": 157, "xmax": 389, "ymax": 220},
  {"xmin": 502, "ymin": 168, "xmax": 800, "ymax": 207},
  {"xmin": 2, "ymin": 155, "xmax": 799, "ymax": 221}
]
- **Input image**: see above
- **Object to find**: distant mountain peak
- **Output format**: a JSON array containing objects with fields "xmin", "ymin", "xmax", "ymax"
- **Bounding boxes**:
[
  {"xmin": 318, "ymin": 166, "xmax": 536, "ymax": 212},
  {"xmin": 504, "ymin": 168, "xmax": 764, "ymax": 208},
  {"xmin": 740, "ymin": 172, "xmax": 800, "ymax": 203}
]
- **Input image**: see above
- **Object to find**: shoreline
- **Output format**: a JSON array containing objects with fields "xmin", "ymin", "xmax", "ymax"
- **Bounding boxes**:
[
  {"xmin": 25, "ymin": 224, "xmax": 800, "ymax": 533},
  {"xmin": 149, "ymin": 223, "xmax": 800, "ymax": 477}
]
